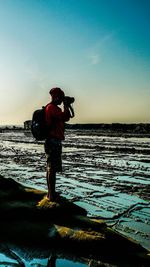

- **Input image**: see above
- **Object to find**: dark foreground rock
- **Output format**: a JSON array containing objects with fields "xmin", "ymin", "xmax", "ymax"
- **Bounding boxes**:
[{"xmin": 0, "ymin": 175, "xmax": 150, "ymax": 266}]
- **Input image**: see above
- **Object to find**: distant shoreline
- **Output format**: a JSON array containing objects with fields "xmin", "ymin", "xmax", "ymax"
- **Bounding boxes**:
[
  {"xmin": 0, "ymin": 123, "xmax": 150, "ymax": 138},
  {"xmin": 0, "ymin": 122, "xmax": 150, "ymax": 128},
  {"xmin": 66, "ymin": 122, "xmax": 150, "ymax": 130}
]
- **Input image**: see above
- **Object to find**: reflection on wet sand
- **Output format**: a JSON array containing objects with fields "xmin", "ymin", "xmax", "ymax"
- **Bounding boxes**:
[
  {"xmin": 47, "ymin": 256, "xmax": 56, "ymax": 267},
  {"xmin": 0, "ymin": 129, "xmax": 150, "ymax": 253},
  {"xmin": 0, "ymin": 247, "xmax": 88, "ymax": 267}
]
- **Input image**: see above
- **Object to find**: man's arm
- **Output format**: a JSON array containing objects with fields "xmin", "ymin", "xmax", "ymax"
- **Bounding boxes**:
[{"xmin": 63, "ymin": 104, "xmax": 72, "ymax": 122}]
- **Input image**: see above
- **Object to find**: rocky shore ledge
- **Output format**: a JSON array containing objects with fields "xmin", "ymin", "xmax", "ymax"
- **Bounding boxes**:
[{"xmin": 0, "ymin": 175, "xmax": 150, "ymax": 266}]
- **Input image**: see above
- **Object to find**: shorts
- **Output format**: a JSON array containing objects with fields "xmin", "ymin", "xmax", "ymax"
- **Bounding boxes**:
[{"xmin": 44, "ymin": 139, "xmax": 62, "ymax": 172}]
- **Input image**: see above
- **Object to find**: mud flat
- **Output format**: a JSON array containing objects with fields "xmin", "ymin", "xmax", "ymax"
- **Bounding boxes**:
[
  {"xmin": 0, "ymin": 128, "xmax": 150, "ymax": 266},
  {"xmin": 0, "ymin": 175, "xmax": 150, "ymax": 267}
]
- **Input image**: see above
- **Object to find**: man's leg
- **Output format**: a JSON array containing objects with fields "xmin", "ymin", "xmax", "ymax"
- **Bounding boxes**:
[
  {"xmin": 45, "ymin": 139, "xmax": 62, "ymax": 201},
  {"xmin": 46, "ymin": 165, "xmax": 56, "ymax": 201}
]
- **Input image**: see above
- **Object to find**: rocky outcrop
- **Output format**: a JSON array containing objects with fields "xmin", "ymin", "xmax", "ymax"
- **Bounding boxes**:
[{"xmin": 0, "ymin": 175, "xmax": 149, "ymax": 266}]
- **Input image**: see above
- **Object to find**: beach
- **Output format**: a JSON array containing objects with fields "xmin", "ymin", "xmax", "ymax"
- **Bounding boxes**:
[{"xmin": 0, "ymin": 127, "xmax": 150, "ymax": 266}]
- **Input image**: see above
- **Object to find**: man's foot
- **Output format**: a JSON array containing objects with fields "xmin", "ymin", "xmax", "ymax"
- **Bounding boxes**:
[
  {"xmin": 46, "ymin": 194, "xmax": 55, "ymax": 202},
  {"xmin": 46, "ymin": 192, "xmax": 61, "ymax": 202}
]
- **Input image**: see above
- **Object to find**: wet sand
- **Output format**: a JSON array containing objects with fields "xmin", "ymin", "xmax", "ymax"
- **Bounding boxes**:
[{"xmin": 0, "ymin": 129, "xmax": 150, "ymax": 265}]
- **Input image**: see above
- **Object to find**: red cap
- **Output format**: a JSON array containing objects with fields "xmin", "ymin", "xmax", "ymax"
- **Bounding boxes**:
[{"xmin": 49, "ymin": 87, "xmax": 64, "ymax": 99}]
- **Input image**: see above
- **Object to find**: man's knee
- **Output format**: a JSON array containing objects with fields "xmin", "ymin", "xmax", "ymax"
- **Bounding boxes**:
[{"xmin": 46, "ymin": 164, "xmax": 51, "ymax": 173}]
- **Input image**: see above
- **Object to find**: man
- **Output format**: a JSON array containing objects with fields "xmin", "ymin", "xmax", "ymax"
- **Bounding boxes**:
[{"xmin": 44, "ymin": 87, "xmax": 72, "ymax": 201}]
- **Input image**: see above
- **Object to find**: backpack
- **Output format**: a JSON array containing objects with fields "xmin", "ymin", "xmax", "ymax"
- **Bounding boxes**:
[{"xmin": 31, "ymin": 106, "xmax": 48, "ymax": 141}]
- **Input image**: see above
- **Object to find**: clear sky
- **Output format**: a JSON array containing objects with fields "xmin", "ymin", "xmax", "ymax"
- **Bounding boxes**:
[{"xmin": 0, "ymin": 0, "xmax": 149, "ymax": 125}]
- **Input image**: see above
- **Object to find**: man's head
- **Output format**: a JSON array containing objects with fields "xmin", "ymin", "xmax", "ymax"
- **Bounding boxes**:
[{"xmin": 49, "ymin": 87, "xmax": 65, "ymax": 105}]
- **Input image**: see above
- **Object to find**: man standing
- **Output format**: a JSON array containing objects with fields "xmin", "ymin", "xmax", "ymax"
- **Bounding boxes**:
[{"xmin": 44, "ymin": 87, "xmax": 73, "ymax": 201}]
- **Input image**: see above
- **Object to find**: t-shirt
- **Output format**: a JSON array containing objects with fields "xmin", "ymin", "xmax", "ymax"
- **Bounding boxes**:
[{"xmin": 45, "ymin": 103, "xmax": 70, "ymax": 140}]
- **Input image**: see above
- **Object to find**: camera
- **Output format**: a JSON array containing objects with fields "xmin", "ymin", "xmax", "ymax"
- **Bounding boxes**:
[
  {"xmin": 63, "ymin": 96, "xmax": 75, "ymax": 117},
  {"xmin": 64, "ymin": 96, "xmax": 75, "ymax": 105}
]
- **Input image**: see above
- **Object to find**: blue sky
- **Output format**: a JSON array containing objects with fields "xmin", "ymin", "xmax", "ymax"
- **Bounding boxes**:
[{"xmin": 0, "ymin": 0, "xmax": 149, "ymax": 124}]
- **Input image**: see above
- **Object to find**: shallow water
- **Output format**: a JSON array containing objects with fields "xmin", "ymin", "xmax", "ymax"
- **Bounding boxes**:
[
  {"xmin": 0, "ymin": 129, "xmax": 150, "ymax": 266},
  {"xmin": 0, "ymin": 252, "xmax": 88, "ymax": 267}
]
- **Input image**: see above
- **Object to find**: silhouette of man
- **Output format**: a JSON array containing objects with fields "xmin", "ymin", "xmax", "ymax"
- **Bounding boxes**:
[{"xmin": 44, "ymin": 87, "xmax": 72, "ymax": 201}]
